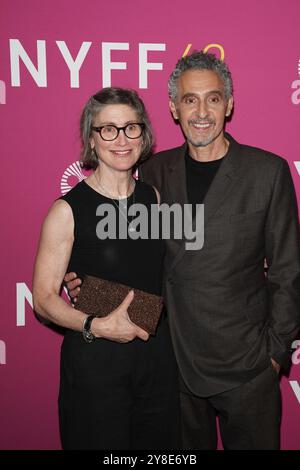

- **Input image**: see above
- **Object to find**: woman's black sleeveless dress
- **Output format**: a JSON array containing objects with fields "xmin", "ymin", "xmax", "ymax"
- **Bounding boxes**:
[{"xmin": 59, "ymin": 179, "xmax": 181, "ymax": 450}]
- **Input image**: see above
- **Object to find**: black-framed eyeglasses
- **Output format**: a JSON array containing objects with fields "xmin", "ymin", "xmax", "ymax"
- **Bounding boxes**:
[{"xmin": 91, "ymin": 123, "xmax": 145, "ymax": 141}]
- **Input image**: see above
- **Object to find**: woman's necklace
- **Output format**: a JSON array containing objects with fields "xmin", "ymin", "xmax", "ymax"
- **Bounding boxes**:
[{"xmin": 93, "ymin": 172, "xmax": 136, "ymax": 233}]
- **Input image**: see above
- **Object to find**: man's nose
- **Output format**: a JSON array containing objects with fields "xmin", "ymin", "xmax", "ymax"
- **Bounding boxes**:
[{"xmin": 196, "ymin": 100, "xmax": 208, "ymax": 118}]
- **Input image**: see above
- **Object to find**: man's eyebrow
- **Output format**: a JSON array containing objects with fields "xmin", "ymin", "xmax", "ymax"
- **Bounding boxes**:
[
  {"xmin": 180, "ymin": 90, "xmax": 224, "ymax": 101},
  {"xmin": 180, "ymin": 92, "xmax": 197, "ymax": 101},
  {"xmin": 207, "ymin": 90, "xmax": 223, "ymax": 96}
]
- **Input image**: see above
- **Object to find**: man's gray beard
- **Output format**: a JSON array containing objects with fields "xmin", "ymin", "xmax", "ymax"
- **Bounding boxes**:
[
  {"xmin": 187, "ymin": 134, "xmax": 217, "ymax": 148},
  {"xmin": 186, "ymin": 127, "xmax": 223, "ymax": 148}
]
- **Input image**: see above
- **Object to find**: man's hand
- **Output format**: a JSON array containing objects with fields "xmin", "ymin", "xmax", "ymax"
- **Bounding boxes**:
[
  {"xmin": 92, "ymin": 290, "xmax": 149, "ymax": 343},
  {"xmin": 271, "ymin": 358, "xmax": 281, "ymax": 374},
  {"xmin": 64, "ymin": 272, "xmax": 82, "ymax": 302}
]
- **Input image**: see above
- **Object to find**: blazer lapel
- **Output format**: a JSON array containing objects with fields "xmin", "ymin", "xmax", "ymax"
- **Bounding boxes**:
[
  {"xmin": 201, "ymin": 135, "xmax": 240, "ymax": 223},
  {"xmin": 169, "ymin": 134, "xmax": 242, "ymax": 272},
  {"xmin": 165, "ymin": 143, "xmax": 189, "ymax": 207}
]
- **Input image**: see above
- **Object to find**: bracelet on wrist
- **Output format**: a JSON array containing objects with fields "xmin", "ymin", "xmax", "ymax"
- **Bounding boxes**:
[{"xmin": 82, "ymin": 314, "xmax": 97, "ymax": 343}]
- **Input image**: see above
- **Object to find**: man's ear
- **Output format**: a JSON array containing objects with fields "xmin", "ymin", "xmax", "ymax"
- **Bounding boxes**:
[
  {"xmin": 225, "ymin": 96, "xmax": 234, "ymax": 117},
  {"xmin": 169, "ymin": 99, "xmax": 179, "ymax": 120}
]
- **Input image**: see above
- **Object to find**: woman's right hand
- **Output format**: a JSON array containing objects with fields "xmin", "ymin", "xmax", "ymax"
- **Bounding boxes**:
[
  {"xmin": 92, "ymin": 290, "xmax": 149, "ymax": 343},
  {"xmin": 64, "ymin": 272, "xmax": 81, "ymax": 302}
]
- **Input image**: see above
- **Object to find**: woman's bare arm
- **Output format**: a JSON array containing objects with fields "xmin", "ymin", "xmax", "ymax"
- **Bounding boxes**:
[
  {"xmin": 33, "ymin": 199, "xmax": 148, "ymax": 342},
  {"xmin": 33, "ymin": 199, "xmax": 86, "ymax": 331}
]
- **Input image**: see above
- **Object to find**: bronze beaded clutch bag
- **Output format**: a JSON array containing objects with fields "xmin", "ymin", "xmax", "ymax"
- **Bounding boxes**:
[{"xmin": 75, "ymin": 275, "xmax": 164, "ymax": 335}]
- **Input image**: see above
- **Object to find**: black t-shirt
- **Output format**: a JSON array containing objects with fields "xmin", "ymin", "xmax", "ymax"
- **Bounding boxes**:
[{"xmin": 185, "ymin": 152, "xmax": 226, "ymax": 218}]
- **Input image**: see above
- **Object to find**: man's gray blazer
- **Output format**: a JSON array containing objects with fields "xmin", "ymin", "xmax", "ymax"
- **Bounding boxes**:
[{"xmin": 140, "ymin": 133, "xmax": 300, "ymax": 397}]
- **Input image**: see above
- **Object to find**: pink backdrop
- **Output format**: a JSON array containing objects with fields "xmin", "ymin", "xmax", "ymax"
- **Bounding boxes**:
[{"xmin": 0, "ymin": 0, "xmax": 299, "ymax": 450}]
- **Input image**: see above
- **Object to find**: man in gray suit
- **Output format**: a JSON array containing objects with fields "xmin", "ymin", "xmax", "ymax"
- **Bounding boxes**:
[{"xmin": 66, "ymin": 51, "xmax": 300, "ymax": 449}]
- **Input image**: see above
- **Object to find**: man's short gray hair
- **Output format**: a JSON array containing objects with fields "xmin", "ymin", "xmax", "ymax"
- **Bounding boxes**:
[{"xmin": 168, "ymin": 50, "xmax": 233, "ymax": 102}]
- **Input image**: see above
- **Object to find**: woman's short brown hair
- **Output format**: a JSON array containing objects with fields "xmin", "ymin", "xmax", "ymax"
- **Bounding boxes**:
[{"xmin": 80, "ymin": 87, "xmax": 154, "ymax": 170}]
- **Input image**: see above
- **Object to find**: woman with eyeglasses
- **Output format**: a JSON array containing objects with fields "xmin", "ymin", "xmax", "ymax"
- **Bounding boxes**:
[{"xmin": 32, "ymin": 88, "xmax": 181, "ymax": 450}]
